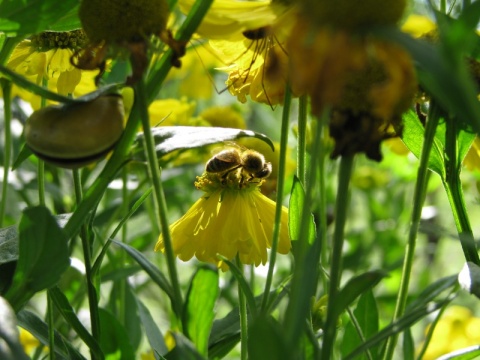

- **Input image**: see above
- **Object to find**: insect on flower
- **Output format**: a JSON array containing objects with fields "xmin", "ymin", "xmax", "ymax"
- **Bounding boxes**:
[{"xmin": 206, "ymin": 145, "xmax": 272, "ymax": 186}]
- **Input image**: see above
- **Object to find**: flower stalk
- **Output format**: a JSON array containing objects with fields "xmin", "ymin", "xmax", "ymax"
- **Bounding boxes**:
[{"xmin": 382, "ymin": 104, "xmax": 440, "ymax": 360}]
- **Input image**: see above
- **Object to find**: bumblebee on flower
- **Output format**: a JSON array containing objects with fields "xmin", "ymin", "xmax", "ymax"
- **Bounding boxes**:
[{"xmin": 155, "ymin": 146, "xmax": 291, "ymax": 270}]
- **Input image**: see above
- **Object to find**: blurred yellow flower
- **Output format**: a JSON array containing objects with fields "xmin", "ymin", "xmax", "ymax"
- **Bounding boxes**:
[
  {"xmin": 420, "ymin": 305, "xmax": 480, "ymax": 360},
  {"xmin": 288, "ymin": 0, "xmax": 416, "ymax": 160},
  {"xmin": 148, "ymin": 98, "xmax": 200, "ymax": 127},
  {"xmin": 18, "ymin": 328, "xmax": 43, "ymax": 355},
  {"xmin": 6, "ymin": 30, "xmax": 98, "ymax": 109},
  {"xmin": 155, "ymin": 161, "xmax": 291, "ymax": 270},
  {"xmin": 199, "ymin": 105, "xmax": 246, "ymax": 129}
]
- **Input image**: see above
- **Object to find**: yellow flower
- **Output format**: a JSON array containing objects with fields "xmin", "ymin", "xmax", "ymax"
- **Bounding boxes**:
[
  {"xmin": 178, "ymin": 0, "xmax": 282, "ymax": 40},
  {"xmin": 18, "ymin": 328, "xmax": 44, "ymax": 355},
  {"xmin": 288, "ymin": 1, "xmax": 417, "ymax": 161},
  {"xmin": 181, "ymin": 0, "xmax": 296, "ymax": 106},
  {"xmin": 155, "ymin": 163, "xmax": 291, "ymax": 270},
  {"xmin": 148, "ymin": 98, "xmax": 199, "ymax": 127},
  {"xmin": 7, "ymin": 30, "xmax": 96, "ymax": 95},
  {"xmin": 420, "ymin": 305, "xmax": 480, "ymax": 360}
]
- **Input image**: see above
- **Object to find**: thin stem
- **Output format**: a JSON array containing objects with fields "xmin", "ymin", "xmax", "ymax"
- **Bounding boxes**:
[
  {"xmin": 321, "ymin": 154, "xmax": 355, "ymax": 360},
  {"xmin": 443, "ymin": 115, "xmax": 479, "ymax": 264},
  {"xmin": 0, "ymin": 79, "xmax": 11, "ymax": 227},
  {"xmin": 73, "ymin": 169, "xmax": 100, "ymax": 360},
  {"xmin": 134, "ymin": 76, "xmax": 183, "ymax": 320},
  {"xmin": 47, "ymin": 290, "xmax": 55, "ymax": 360},
  {"xmin": 382, "ymin": 104, "xmax": 440, "ymax": 360},
  {"xmin": 237, "ymin": 256, "xmax": 248, "ymax": 360},
  {"xmin": 284, "ymin": 109, "xmax": 327, "ymax": 351},
  {"xmin": 297, "ymin": 95, "xmax": 308, "ymax": 185},
  {"xmin": 261, "ymin": 85, "xmax": 292, "ymax": 311},
  {"xmin": 118, "ymin": 168, "xmax": 128, "ymax": 326}
]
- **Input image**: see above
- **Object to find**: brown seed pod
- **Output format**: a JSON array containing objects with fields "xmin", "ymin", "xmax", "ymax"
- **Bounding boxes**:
[{"xmin": 25, "ymin": 94, "xmax": 125, "ymax": 168}]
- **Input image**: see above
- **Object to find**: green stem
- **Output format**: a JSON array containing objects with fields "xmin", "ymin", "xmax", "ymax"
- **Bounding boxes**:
[
  {"xmin": 47, "ymin": 290, "xmax": 55, "ymax": 360},
  {"xmin": 382, "ymin": 105, "xmax": 440, "ymax": 360},
  {"xmin": 118, "ymin": 168, "xmax": 128, "ymax": 326},
  {"xmin": 73, "ymin": 169, "xmax": 101, "ymax": 360},
  {"xmin": 0, "ymin": 79, "xmax": 11, "ymax": 227},
  {"xmin": 134, "ymin": 77, "xmax": 183, "ymax": 320},
  {"xmin": 443, "ymin": 115, "xmax": 479, "ymax": 264},
  {"xmin": 321, "ymin": 154, "xmax": 355, "ymax": 360},
  {"xmin": 261, "ymin": 85, "xmax": 292, "ymax": 312},
  {"xmin": 297, "ymin": 95, "xmax": 308, "ymax": 185},
  {"xmin": 237, "ymin": 256, "xmax": 248, "ymax": 360},
  {"xmin": 284, "ymin": 109, "xmax": 327, "ymax": 351}
]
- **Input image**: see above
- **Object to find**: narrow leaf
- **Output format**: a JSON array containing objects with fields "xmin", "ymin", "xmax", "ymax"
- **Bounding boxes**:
[
  {"xmin": 136, "ymin": 298, "xmax": 168, "ymax": 357},
  {"xmin": 437, "ymin": 345, "xmax": 480, "ymax": 360},
  {"xmin": 288, "ymin": 176, "xmax": 316, "ymax": 244},
  {"xmin": 17, "ymin": 310, "xmax": 86, "ymax": 360},
  {"xmin": 112, "ymin": 240, "xmax": 174, "ymax": 302},
  {"xmin": 48, "ymin": 287, "xmax": 103, "ymax": 358},
  {"xmin": 332, "ymin": 270, "xmax": 386, "ymax": 321}
]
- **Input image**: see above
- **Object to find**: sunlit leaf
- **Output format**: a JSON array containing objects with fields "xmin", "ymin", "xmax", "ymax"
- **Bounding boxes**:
[
  {"xmin": 0, "ymin": 225, "xmax": 17, "ymax": 265},
  {"xmin": 132, "ymin": 127, "xmax": 275, "ymax": 161},
  {"xmin": 436, "ymin": 345, "xmax": 480, "ymax": 360},
  {"xmin": 289, "ymin": 176, "xmax": 316, "ymax": 245},
  {"xmin": 183, "ymin": 265, "xmax": 219, "ymax": 356},
  {"xmin": 401, "ymin": 110, "xmax": 445, "ymax": 177}
]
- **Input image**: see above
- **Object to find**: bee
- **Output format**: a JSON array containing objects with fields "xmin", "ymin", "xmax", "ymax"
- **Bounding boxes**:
[{"xmin": 206, "ymin": 147, "xmax": 272, "ymax": 184}]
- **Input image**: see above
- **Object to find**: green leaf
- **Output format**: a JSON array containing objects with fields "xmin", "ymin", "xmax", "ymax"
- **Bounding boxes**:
[
  {"xmin": 6, "ymin": 206, "xmax": 70, "ymax": 310},
  {"xmin": 165, "ymin": 333, "xmax": 205, "ymax": 360},
  {"xmin": 136, "ymin": 298, "xmax": 168, "ymax": 357},
  {"xmin": 403, "ymin": 328, "xmax": 415, "ymax": 360},
  {"xmin": 332, "ymin": 270, "xmax": 386, "ymax": 321},
  {"xmin": 0, "ymin": 225, "xmax": 17, "ymax": 265},
  {"xmin": 132, "ymin": 127, "xmax": 275, "ymax": 161},
  {"xmin": 183, "ymin": 265, "xmax": 219, "ymax": 356},
  {"xmin": 48, "ymin": 287, "xmax": 103, "ymax": 359},
  {"xmin": 406, "ymin": 275, "xmax": 457, "ymax": 311},
  {"xmin": 0, "ymin": 297, "xmax": 29, "ymax": 360},
  {"xmin": 248, "ymin": 315, "xmax": 287, "ymax": 360},
  {"xmin": 17, "ymin": 310, "xmax": 86, "ymax": 360},
  {"xmin": 288, "ymin": 176, "xmax": 316, "ymax": 245},
  {"xmin": 0, "ymin": 0, "xmax": 80, "ymax": 35},
  {"xmin": 341, "ymin": 289, "xmax": 379, "ymax": 359},
  {"xmin": 98, "ymin": 308, "xmax": 135, "ymax": 360},
  {"xmin": 401, "ymin": 110, "xmax": 445, "ymax": 177},
  {"xmin": 112, "ymin": 240, "xmax": 175, "ymax": 304}
]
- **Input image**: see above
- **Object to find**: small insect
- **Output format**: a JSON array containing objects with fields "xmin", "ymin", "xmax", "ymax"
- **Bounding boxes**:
[{"xmin": 206, "ymin": 147, "xmax": 272, "ymax": 185}]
